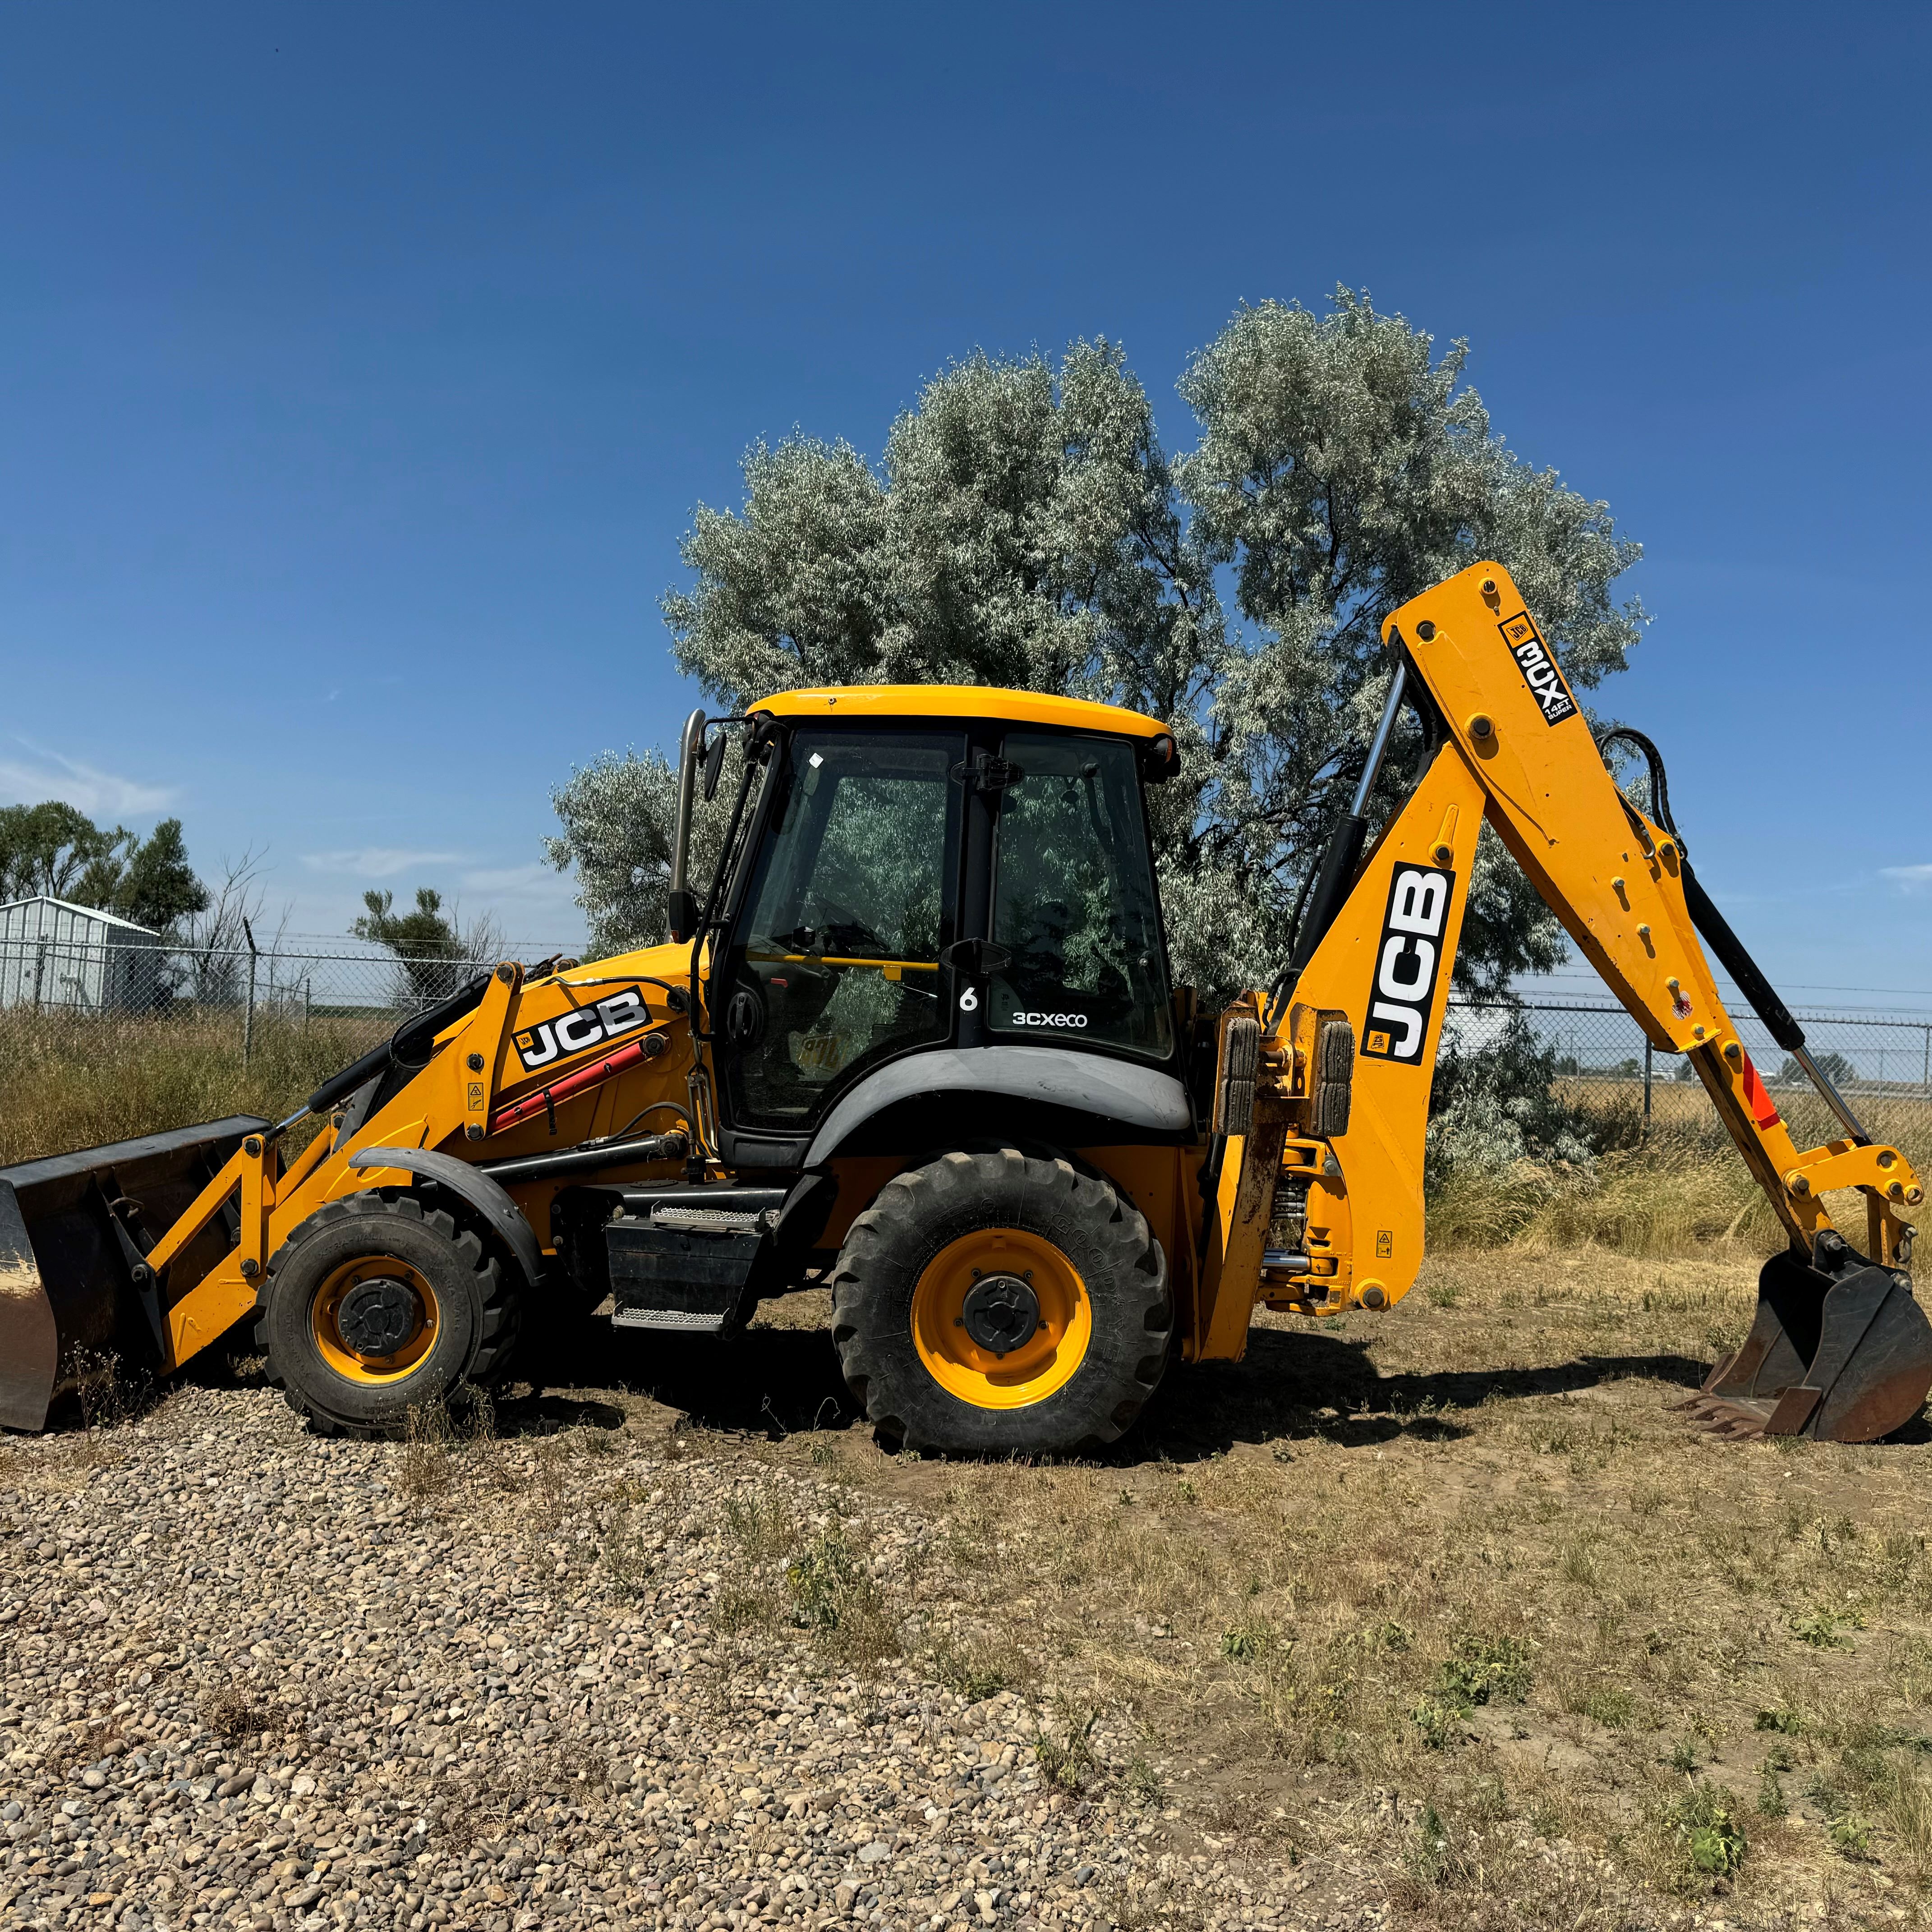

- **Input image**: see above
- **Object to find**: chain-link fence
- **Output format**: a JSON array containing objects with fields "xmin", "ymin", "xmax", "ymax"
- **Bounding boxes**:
[
  {"xmin": 4, "ymin": 932, "xmax": 1927, "ymax": 1162},
  {"xmin": 0, "ymin": 936, "xmax": 552, "ymax": 1071},
  {"xmin": 1449, "ymin": 997, "xmax": 1932, "ymax": 1163}
]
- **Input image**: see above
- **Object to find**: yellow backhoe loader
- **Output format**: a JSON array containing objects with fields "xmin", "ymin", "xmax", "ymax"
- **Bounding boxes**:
[{"xmin": 4, "ymin": 562, "xmax": 1926, "ymax": 1450}]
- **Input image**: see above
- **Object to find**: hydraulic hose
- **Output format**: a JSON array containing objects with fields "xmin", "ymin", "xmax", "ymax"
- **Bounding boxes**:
[{"xmin": 1596, "ymin": 727, "xmax": 1870, "ymax": 1145}]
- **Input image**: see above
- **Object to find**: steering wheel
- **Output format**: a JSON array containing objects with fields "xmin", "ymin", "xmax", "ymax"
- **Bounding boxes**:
[{"xmin": 810, "ymin": 899, "xmax": 890, "ymax": 957}]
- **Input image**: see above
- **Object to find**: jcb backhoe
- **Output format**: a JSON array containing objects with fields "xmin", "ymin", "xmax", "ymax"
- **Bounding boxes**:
[{"xmin": 4, "ymin": 563, "xmax": 1927, "ymax": 1451}]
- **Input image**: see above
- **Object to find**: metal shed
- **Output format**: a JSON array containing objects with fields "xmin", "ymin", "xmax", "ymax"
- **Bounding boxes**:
[{"xmin": 0, "ymin": 897, "xmax": 164, "ymax": 1012}]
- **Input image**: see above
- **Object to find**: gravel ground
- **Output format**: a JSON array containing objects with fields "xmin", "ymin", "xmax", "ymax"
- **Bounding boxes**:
[{"xmin": 0, "ymin": 1386, "xmax": 1365, "ymax": 1932}]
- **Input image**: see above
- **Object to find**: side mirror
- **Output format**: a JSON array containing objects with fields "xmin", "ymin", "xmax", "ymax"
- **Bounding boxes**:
[
  {"xmin": 667, "ymin": 888, "xmax": 698, "ymax": 945},
  {"xmin": 702, "ymin": 731, "xmax": 729, "ymax": 801}
]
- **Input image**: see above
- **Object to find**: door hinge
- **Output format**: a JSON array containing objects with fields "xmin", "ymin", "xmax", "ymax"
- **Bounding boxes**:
[{"xmin": 952, "ymin": 752, "xmax": 1017, "ymax": 792}]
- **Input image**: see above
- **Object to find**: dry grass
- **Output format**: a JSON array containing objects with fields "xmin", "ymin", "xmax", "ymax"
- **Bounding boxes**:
[
  {"xmin": 710, "ymin": 1247, "xmax": 1932, "ymax": 1925},
  {"xmin": 1432, "ymin": 1070, "xmax": 1932, "ymax": 1261},
  {"xmin": 0, "ymin": 1009, "xmax": 390, "ymax": 1164}
]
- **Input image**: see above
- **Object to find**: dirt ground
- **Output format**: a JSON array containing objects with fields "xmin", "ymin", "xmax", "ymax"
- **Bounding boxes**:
[
  {"xmin": 14, "ymin": 1243, "xmax": 1932, "ymax": 1930},
  {"xmin": 607, "ymin": 1247, "xmax": 1932, "ymax": 1928}
]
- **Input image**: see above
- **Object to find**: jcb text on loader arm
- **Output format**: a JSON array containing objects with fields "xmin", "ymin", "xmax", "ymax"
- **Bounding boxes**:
[{"xmin": 4, "ymin": 563, "xmax": 1923, "ymax": 1452}]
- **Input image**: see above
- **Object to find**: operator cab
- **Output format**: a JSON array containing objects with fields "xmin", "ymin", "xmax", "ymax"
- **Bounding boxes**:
[{"xmin": 669, "ymin": 688, "xmax": 1183, "ymax": 1163}]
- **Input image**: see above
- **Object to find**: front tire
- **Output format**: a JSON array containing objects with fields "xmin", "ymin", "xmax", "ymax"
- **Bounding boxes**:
[
  {"xmin": 257, "ymin": 1193, "xmax": 522, "ymax": 1437},
  {"xmin": 830, "ymin": 1148, "xmax": 1171, "ymax": 1454}
]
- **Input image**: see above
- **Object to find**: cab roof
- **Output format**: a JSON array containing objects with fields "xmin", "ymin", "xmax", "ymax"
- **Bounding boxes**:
[{"xmin": 754, "ymin": 684, "xmax": 1172, "ymax": 741}]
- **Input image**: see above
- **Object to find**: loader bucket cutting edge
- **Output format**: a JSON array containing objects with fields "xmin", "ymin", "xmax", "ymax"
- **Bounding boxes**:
[
  {"xmin": 0, "ymin": 1117, "xmax": 267, "ymax": 1433},
  {"xmin": 1678, "ymin": 1248, "xmax": 1932, "ymax": 1444}
]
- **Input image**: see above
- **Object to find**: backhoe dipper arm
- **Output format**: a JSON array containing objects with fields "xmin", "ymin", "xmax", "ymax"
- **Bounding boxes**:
[{"xmin": 1196, "ymin": 562, "xmax": 1923, "ymax": 1387}]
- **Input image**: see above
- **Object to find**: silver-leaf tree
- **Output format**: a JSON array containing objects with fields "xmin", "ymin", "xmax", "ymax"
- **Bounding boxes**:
[{"xmin": 547, "ymin": 289, "xmax": 1645, "ymax": 1005}]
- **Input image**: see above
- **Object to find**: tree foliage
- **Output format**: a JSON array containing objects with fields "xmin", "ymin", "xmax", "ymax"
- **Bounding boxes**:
[
  {"xmin": 546, "ymin": 749, "xmax": 681, "ymax": 959},
  {"xmin": 0, "ymin": 801, "xmax": 210, "ymax": 934},
  {"xmin": 556, "ymin": 289, "xmax": 1646, "ymax": 1004},
  {"xmin": 352, "ymin": 887, "xmax": 498, "ymax": 1006}
]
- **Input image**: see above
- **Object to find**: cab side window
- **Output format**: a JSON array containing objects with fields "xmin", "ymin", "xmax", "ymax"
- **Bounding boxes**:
[{"xmin": 988, "ymin": 732, "xmax": 1173, "ymax": 1062}]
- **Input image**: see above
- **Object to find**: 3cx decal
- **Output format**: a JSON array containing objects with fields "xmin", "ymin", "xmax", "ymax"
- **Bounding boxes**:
[
  {"xmin": 514, "ymin": 987, "xmax": 650, "ymax": 1072},
  {"xmin": 1497, "ymin": 610, "xmax": 1578, "ymax": 726},
  {"xmin": 1361, "ymin": 865, "xmax": 1455, "ymax": 1065}
]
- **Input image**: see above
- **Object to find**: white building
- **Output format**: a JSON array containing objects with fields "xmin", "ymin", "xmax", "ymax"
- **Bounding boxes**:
[{"xmin": 0, "ymin": 896, "xmax": 163, "ymax": 1011}]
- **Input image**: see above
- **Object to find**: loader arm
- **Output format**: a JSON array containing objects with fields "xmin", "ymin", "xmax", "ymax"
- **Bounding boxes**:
[{"xmin": 1198, "ymin": 561, "xmax": 1929, "ymax": 1441}]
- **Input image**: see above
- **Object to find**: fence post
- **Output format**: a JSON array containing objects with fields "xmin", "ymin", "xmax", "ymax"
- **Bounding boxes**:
[
  {"xmin": 1643, "ymin": 1036, "xmax": 1653, "ymax": 1136},
  {"xmin": 1923, "ymin": 1025, "xmax": 1929, "ymax": 1098},
  {"xmin": 242, "ymin": 918, "xmax": 259, "ymax": 1070},
  {"xmin": 32, "ymin": 937, "xmax": 47, "ymax": 1011},
  {"xmin": 304, "ymin": 976, "xmax": 312, "ymax": 1030}
]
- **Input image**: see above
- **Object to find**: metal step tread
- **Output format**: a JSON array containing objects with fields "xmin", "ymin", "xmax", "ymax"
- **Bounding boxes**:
[
  {"xmin": 612, "ymin": 1306, "xmax": 730, "ymax": 1333},
  {"xmin": 646, "ymin": 1205, "xmax": 768, "ymax": 1232}
]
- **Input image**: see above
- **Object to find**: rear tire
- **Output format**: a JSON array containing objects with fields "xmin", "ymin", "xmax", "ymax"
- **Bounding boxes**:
[
  {"xmin": 830, "ymin": 1148, "xmax": 1171, "ymax": 1454},
  {"xmin": 257, "ymin": 1193, "xmax": 522, "ymax": 1438}
]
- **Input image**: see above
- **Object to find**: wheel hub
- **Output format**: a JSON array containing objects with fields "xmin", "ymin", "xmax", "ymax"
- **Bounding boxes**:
[
  {"xmin": 335, "ymin": 1275, "xmax": 422, "ymax": 1358},
  {"xmin": 960, "ymin": 1273, "xmax": 1040, "ymax": 1356}
]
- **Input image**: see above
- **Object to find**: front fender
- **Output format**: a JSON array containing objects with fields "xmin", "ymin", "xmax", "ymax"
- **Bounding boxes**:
[{"xmin": 346, "ymin": 1146, "xmax": 544, "ymax": 1288}]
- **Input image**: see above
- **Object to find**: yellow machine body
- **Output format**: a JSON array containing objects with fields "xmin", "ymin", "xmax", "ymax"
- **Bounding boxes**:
[{"xmin": 2, "ymin": 570, "xmax": 1923, "ymax": 1448}]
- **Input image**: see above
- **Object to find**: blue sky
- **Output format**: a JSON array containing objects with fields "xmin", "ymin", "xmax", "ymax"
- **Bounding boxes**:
[{"xmin": 2, "ymin": 2, "xmax": 1928, "ymax": 996}]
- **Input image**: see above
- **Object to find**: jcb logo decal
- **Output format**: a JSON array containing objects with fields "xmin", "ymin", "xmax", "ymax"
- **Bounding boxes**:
[
  {"xmin": 1362, "ymin": 865, "xmax": 1454, "ymax": 1066},
  {"xmin": 514, "ymin": 987, "xmax": 649, "ymax": 1072},
  {"xmin": 1498, "ymin": 612, "xmax": 1577, "ymax": 726}
]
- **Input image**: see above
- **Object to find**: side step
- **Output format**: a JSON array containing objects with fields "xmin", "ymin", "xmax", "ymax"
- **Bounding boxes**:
[{"xmin": 603, "ymin": 1190, "xmax": 786, "ymax": 1336}]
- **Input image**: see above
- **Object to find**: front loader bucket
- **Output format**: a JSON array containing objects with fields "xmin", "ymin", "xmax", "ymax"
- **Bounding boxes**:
[
  {"xmin": 1680, "ymin": 1247, "xmax": 1932, "ymax": 1443},
  {"xmin": 0, "ymin": 1117, "xmax": 266, "ymax": 1432}
]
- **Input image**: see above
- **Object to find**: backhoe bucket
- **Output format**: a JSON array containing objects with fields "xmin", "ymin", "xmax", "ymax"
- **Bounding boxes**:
[
  {"xmin": 0, "ymin": 1117, "xmax": 266, "ymax": 1432},
  {"xmin": 1681, "ymin": 1247, "xmax": 1932, "ymax": 1443}
]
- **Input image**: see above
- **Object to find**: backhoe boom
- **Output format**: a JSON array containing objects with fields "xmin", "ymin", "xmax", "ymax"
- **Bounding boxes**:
[{"xmin": 1203, "ymin": 561, "xmax": 1932, "ymax": 1442}]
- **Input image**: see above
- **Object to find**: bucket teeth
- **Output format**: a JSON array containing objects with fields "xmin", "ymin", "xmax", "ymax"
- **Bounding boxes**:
[{"xmin": 1679, "ymin": 1248, "xmax": 1932, "ymax": 1446}]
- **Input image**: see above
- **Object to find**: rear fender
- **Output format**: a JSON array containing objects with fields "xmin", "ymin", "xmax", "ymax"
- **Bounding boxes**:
[{"xmin": 801, "ymin": 1047, "xmax": 1193, "ymax": 1168}]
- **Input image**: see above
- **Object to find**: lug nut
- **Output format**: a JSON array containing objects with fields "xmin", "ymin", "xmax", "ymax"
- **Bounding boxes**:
[
  {"xmin": 465, "ymin": 1123, "xmax": 484, "ymax": 1141},
  {"xmin": 240, "ymin": 1257, "xmax": 260, "ymax": 1279},
  {"xmin": 1789, "ymin": 1173, "xmax": 1812, "ymax": 1196},
  {"xmin": 467, "ymin": 1053, "xmax": 485, "ymax": 1072}
]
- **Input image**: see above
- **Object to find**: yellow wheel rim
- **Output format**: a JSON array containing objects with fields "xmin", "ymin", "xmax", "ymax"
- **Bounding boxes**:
[
  {"xmin": 310, "ymin": 1257, "xmax": 440, "ymax": 1385},
  {"xmin": 911, "ymin": 1228, "xmax": 1090, "ymax": 1410}
]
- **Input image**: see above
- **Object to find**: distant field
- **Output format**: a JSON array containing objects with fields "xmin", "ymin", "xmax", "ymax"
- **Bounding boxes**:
[
  {"xmin": 5, "ymin": 1016, "xmax": 1925, "ymax": 1271},
  {"xmin": 0, "ymin": 1010, "xmax": 389, "ymax": 1167}
]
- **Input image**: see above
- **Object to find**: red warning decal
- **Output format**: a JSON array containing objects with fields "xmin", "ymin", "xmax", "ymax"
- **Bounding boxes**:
[{"xmin": 1739, "ymin": 1050, "xmax": 1780, "ymax": 1129}]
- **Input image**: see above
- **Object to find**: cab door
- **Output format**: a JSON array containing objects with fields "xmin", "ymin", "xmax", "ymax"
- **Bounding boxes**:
[{"xmin": 713, "ymin": 726, "xmax": 966, "ymax": 1146}]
